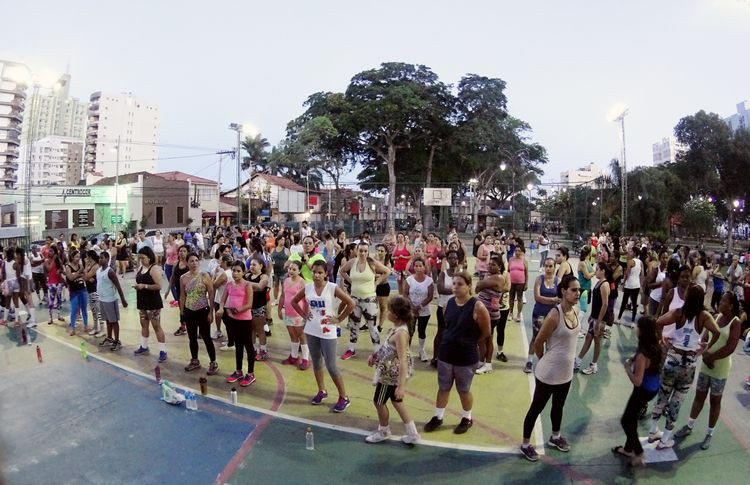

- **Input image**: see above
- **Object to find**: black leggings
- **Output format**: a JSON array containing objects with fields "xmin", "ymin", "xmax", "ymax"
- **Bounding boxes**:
[
  {"xmin": 433, "ymin": 306, "xmax": 446, "ymax": 359},
  {"xmin": 184, "ymin": 307, "xmax": 216, "ymax": 361},
  {"xmin": 226, "ymin": 316, "xmax": 255, "ymax": 374},
  {"xmin": 495, "ymin": 309, "xmax": 510, "ymax": 348},
  {"xmin": 416, "ymin": 315, "xmax": 430, "ymax": 340},
  {"xmin": 523, "ymin": 378, "xmax": 571, "ymax": 439},
  {"xmin": 221, "ymin": 313, "xmax": 235, "ymax": 347},
  {"xmin": 621, "ymin": 385, "xmax": 657, "ymax": 455},
  {"xmin": 618, "ymin": 287, "xmax": 639, "ymax": 321},
  {"xmin": 710, "ymin": 290, "xmax": 722, "ymax": 311}
]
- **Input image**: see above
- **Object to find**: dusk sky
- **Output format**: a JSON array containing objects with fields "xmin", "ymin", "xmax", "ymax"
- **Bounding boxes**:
[{"xmin": 2, "ymin": 0, "xmax": 749, "ymax": 191}]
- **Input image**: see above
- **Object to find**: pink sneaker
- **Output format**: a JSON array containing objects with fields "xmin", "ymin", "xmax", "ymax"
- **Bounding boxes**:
[
  {"xmin": 340, "ymin": 349, "xmax": 356, "ymax": 360},
  {"xmin": 240, "ymin": 373, "xmax": 256, "ymax": 387},
  {"xmin": 298, "ymin": 359, "xmax": 310, "ymax": 371},
  {"xmin": 281, "ymin": 355, "xmax": 299, "ymax": 366}
]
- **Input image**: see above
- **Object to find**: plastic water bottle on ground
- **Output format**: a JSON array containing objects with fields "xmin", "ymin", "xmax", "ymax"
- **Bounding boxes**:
[
  {"xmin": 192, "ymin": 392, "xmax": 199, "ymax": 411},
  {"xmin": 79, "ymin": 341, "xmax": 88, "ymax": 360},
  {"xmin": 306, "ymin": 427, "xmax": 315, "ymax": 450},
  {"xmin": 36, "ymin": 345, "xmax": 43, "ymax": 363},
  {"xmin": 230, "ymin": 387, "xmax": 238, "ymax": 404}
]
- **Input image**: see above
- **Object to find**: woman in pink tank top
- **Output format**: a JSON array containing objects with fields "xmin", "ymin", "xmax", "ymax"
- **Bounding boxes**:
[
  {"xmin": 217, "ymin": 261, "xmax": 257, "ymax": 387},
  {"xmin": 278, "ymin": 261, "xmax": 310, "ymax": 370},
  {"xmin": 508, "ymin": 242, "xmax": 528, "ymax": 322}
]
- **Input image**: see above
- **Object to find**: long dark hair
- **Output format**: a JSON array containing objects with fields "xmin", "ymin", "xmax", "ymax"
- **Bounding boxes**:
[
  {"xmin": 636, "ymin": 316, "xmax": 662, "ymax": 373},
  {"xmin": 683, "ymin": 285, "xmax": 705, "ymax": 321},
  {"xmin": 557, "ymin": 273, "xmax": 579, "ymax": 298}
]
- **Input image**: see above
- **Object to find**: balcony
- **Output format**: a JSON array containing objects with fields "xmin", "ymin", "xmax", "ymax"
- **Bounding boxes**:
[
  {"xmin": 86, "ymin": 127, "xmax": 98, "ymax": 137},
  {"xmin": 1, "ymin": 110, "xmax": 23, "ymax": 122},
  {"xmin": 0, "ymin": 87, "xmax": 26, "ymax": 98},
  {"xmin": 0, "ymin": 160, "xmax": 19, "ymax": 170},
  {"xmin": 1, "ymin": 172, "xmax": 18, "ymax": 183},
  {"xmin": 1, "ymin": 132, "xmax": 21, "ymax": 145},
  {"xmin": 0, "ymin": 149, "xmax": 20, "ymax": 158},
  {"xmin": 90, "ymin": 91, "xmax": 101, "ymax": 102},
  {"xmin": 88, "ymin": 117, "xmax": 98, "ymax": 127}
]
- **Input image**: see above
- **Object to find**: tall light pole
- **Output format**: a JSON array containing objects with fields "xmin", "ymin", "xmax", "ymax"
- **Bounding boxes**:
[
  {"xmin": 614, "ymin": 108, "xmax": 629, "ymax": 235},
  {"xmin": 228, "ymin": 123, "xmax": 242, "ymax": 227},
  {"xmin": 468, "ymin": 178, "xmax": 478, "ymax": 232},
  {"xmin": 113, "ymin": 135, "xmax": 121, "ymax": 233},
  {"xmin": 215, "ymin": 150, "xmax": 234, "ymax": 226}
]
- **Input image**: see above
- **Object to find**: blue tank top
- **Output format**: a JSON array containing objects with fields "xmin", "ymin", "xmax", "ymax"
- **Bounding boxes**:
[
  {"xmin": 532, "ymin": 275, "xmax": 558, "ymax": 317},
  {"xmin": 438, "ymin": 297, "xmax": 480, "ymax": 366},
  {"xmin": 642, "ymin": 371, "xmax": 660, "ymax": 392}
]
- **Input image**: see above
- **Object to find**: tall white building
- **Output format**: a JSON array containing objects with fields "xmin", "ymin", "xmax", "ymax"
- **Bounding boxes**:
[
  {"xmin": 27, "ymin": 135, "xmax": 84, "ymax": 186},
  {"xmin": 652, "ymin": 136, "xmax": 682, "ymax": 165},
  {"xmin": 0, "ymin": 60, "xmax": 28, "ymax": 190},
  {"xmin": 724, "ymin": 100, "xmax": 749, "ymax": 132},
  {"xmin": 560, "ymin": 162, "xmax": 602, "ymax": 188},
  {"xmin": 84, "ymin": 92, "xmax": 159, "ymax": 181},
  {"xmin": 20, "ymin": 73, "xmax": 88, "ymax": 147}
]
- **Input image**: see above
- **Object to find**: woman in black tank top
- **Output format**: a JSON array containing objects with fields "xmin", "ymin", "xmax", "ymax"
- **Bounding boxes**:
[
  {"xmin": 576, "ymin": 262, "xmax": 612, "ymax": 375},
  {"xmin": 133, "ymin": 247, "xmax": 168, "ymax": 362},
  {"xmin": 165, "ymin": 245, "xmax": 190, "ymax": 336},
  {"xmin": 424, "ymin": 271, "xmax": 490, "ymax": 435}
]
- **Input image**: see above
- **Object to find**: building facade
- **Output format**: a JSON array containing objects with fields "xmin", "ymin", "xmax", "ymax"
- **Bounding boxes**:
[
  {"xmin": 652, "ymin": 136, "xmax": 681, "ymax": 165},
  {"xmin": 560, "ymin": 162, "xmax": 602, "ymax": 187},
  {"xmin": 84, "ymin": 92, "xmax": 159, "ymax": 180},
  {"xmin": 0, "ymin": 60, "xmax": 28, "ymax": 189},
  {"xmin": 19, "ymin": 73, "xmax": 88, "ymax": 147},
  {"xmin": 27, "ymin": 135, "xmax": 84, "ymax": 186},
  {"xmin": 155, "ymin": 171, "xmax": 218, "ymax": 228},
  {"xmin": 725, "ymin": 100, "xmax": 749, "ymax": 132}
]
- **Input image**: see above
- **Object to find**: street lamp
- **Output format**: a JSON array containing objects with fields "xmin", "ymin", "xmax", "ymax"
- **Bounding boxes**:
[
  {"xmin": 733, "ymin": 199, "xmax": 740, "ymax": 208},
  {"xmin": 612, "ymin": 106, "xmax": 630, "ymax": 235},
  {"xmin": 638, "ymin": 195, "xmax": 642, "ymax": 201},
  {"xmin": 468, "ymin": 178, "xmax": 479, "ymax": 232},
  {"xmin": 228, "ymin": 123, "xmax": 243, "ymax": 226}
]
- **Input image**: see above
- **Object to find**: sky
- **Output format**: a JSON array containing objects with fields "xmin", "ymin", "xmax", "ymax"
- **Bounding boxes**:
[{"xmin": 2, "ymin": 0, "xmax": 749, "ymax": 191}]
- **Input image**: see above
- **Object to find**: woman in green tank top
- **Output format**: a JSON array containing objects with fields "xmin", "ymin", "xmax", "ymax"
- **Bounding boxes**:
[{"xmin": 673, "ymin": 291, "xmax": 741, "ymax": 450}]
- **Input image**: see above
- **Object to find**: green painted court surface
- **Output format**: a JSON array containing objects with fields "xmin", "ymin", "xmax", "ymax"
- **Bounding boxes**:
[{"xmin": 3, "ymin": 255, "xmax": 750, "ymax": 484}]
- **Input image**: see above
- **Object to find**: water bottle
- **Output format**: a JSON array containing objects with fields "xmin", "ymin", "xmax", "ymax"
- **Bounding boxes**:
[
  {"xmin": 336, "ymin": 326, "xmax": 341, "ymax": 338},
  {"xmin": 306, "ymin": 427, "xmax": 314, "ymax": 450},
  {"xmin": 80, "ymin": 341, "xmax": 89, "ymax": 360},
  {"xmin": 21, "ymin": 328, "xmax": 28, "ymax": 345},
  {"xmin": 186, "ymin": 392, "xmax": 196, "ymax": 411},
  {"xmin": 230, "ymin": 387, "xmax": 238, "ymax": 404},
  {"xmin": 36, "ymin": 345, "xmax": 43, "ymax": 363},
  {"xmin": 154, "ymin": 365, "xmax": 162, "ymax": 384},
  {"xmin": 199, "ymin": 377, "xmax": 208, "ymax": 395},
  {"xmin": 192, "ymin": 392, "xmax": 199, "ymax": 411}
]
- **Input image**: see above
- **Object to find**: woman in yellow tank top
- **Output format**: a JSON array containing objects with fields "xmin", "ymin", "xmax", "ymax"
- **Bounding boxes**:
[{"xmin": 338, "ymin": 242, "xmax": 391, "ymax": 360}]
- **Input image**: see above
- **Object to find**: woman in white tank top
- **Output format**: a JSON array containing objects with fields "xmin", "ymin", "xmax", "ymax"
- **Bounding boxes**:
[
  {"xmin": 647, "ymin": 251, "xmax": 668, "ymax": 316},
  {"xmin": 650, "ymin": 285, "xmax": 720, "ymax": 450},
  {"xmin": 617, "ymin": 248, "xmax": 642, "ymax": 325}
]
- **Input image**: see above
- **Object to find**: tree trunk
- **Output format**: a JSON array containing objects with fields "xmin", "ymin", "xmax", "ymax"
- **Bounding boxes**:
[
  {"xmin": 423, "ymin": 145, "xmax": 435, "ymax": 231},
  {"xmin": 387, "ymin": 143, "xmax": 397, "ymax": 232}
]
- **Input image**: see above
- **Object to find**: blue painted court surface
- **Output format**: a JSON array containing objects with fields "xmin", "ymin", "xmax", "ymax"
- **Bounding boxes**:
[{"xmin": 0, "ymin": 345, "xmax": 261, "ymax": 485}]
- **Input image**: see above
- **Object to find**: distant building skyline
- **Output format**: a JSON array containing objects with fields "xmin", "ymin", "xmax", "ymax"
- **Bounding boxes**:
[
  {"xmin": 19, "ymin": 72, "xmax": 88, "ymax": 147},
  {"xmin": 652, "ymin": 136, "xmax": 683, "ymax": 165},
  {"xmin": 560, "ymin": 162, "xmax": 603, "ymax": 188},
  {"xmin": 23, "ymin": 135, "xmax": 83, "ymax": 186},
  {"xmin": 724, "ymin": 100, "xmax": 749, "ymax": 132},
  {"xmin": 0, "ymin": 59, "xmax": 27, "ymax": 189}
]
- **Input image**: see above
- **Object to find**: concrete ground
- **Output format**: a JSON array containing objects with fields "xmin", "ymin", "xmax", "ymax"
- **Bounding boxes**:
[{"xmin": 2, "ymin": 254, "xmax": 750, "ymax": 484}]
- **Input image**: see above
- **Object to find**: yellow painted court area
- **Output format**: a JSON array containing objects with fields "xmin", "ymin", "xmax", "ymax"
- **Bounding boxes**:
[{"xmin": 33, "ymin": 256, "xmax": 538, "ymax": 451}]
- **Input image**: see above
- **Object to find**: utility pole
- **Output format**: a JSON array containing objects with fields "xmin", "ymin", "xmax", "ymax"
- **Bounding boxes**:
[
  {"xmin": 114, "ymin": 135, "xmax": 121, "ymax": 233},
  {"xmin": 215, "ymin": 150, "xmax": 234, "ymax": 226},
  {"xmin": 228, "ymin": 124, "xmax": 242, "ymax": 227},
  {"xmin": 614, "ymin": 109, "xmax": 629, "ymax": 236},
  {"xmin": 24, "ymin": 84, "xmax": 40, "ymax": 244}
]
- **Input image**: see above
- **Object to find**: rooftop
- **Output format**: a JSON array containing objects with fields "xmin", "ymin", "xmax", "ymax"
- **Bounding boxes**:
[{"xmin": 155, "ymin": 171, "xmax": 217, "ymax": 185}]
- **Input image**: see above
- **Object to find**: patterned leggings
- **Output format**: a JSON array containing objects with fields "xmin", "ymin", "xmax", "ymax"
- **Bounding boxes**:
[
  {"xmin": 651, "ymin": 351, "xmax": 697, "ymax": 425},
  {"xmin": 47, "ymin": 283, "xmax": 63, "ymax": 318},
  {"xmin": 88, "ymin": 291, "xmax": 101, "ymax": 330},
  {"xmin": 348, "ymin": 296, "xmax": 380, "ymax": 345}
]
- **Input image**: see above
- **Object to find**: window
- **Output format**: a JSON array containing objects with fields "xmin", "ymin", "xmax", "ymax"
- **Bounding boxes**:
[
  {"xmin": 156, "ymin": 206, "xmax": 163, "ymax": 225},
  {"xmin": 177, "ymin": 207, "xmax": 184, "ymax": 224}
]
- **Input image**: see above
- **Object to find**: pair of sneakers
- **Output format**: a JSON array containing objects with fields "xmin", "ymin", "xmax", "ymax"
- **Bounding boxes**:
[
  {"xmin": 365, "ymin": 427, "xmax": 420, "ymax": 445},
  {"xmin": 227, "ymin": 371, "xmax": 256, "ymax": 387},
  {"xmin": 674, "ymin": 425, "xmax": 713, "ymax": 450},
  {"xmin": 520, "ymin": 435, "xmax": 570, "ymax": 462},
  {"xmin": 423, "ymin": 416, "xmax": 473, "ymax": 434},
  {"xmin": 310, "ymin": 390, "xmax": 350, "ymax": 413}
]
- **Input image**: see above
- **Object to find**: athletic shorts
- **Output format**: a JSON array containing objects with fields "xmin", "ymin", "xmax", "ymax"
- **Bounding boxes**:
[
  {"xmin": 509, "ymin": 283, "xmax": 525, "ymax": 301},
  {"xmin": 373, "ymin": 383, "xmax": 402, "ymax": 405},
  {"xmin": 376, "ymin": 283, "xmax": 391, "ymax": 297},
  {"xmin": 273, "ymin": 272, "xmax": 286, "ymax": 284},
  {"xmin": 437, "ymin": 360, "xmax": 475, "ymax": 393},
  {"xmin": 284, "ymin": 315, "xmax": 304, "ymax": 327},
  {"xmin": 139, "ymin": 309, "xmax": 161, "ymax": 321},
  {"xmin": 393, "ymin": 270, "xmax": 404, "ymax": 281},
  {"xmin": 252, "ymin": 307, "xmax": 266, "ymax": 318},
  {"xmin": 696, "ymin": 372, "xmax": 727, "ymax": 396},
  {"xmin": 100, "ymin": 301, "xmax": 120, "ymax": 323},
  {"xmin": 587, "ymin": 316, "xmax": 603, "ymax": 336},
  {"xmin": 532, "ymin": 314, "xmax": 545, "ymax": 340}
]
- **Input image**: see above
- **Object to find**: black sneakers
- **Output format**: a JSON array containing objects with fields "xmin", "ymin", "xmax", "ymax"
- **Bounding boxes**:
[
  {"xmin": 454, "ymin": 418, "xmax": 473, "ymax": 434},
  {"xmin": 424, "ymin": 416, "xmax": 443, "ymax": 432}
]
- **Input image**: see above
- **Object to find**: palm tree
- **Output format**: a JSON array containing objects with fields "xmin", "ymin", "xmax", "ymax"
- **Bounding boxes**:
[{"xmin": 241, "ymin": 134, "xmax": 272, "ymax": 173}]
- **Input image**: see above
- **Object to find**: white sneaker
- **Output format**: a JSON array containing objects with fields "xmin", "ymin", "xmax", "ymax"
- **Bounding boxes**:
[
  {"xmin": 402, "ymin": 432, "xmax": 420, "ymax": 444},
  {"xmin": 475, "ymin": 362, "xmax": 493, "ymax": 374},
  {"xmin": 574, "ymin": 357, "xmax": 582, "ymax": 372},
  {"xmin": 219, "ymin": 344, "xmax": 233, "ymax": 351},
  {"xmin": 365, "ymin": 428, "xmax": 391, "ymax": 443},
  {"xmin": 656, "ymin": 438, "xmax": 674, "ymax": 449},
  {"xmin": 88, "ymin": 328, "xmax": 97, "ymax": 336},
  {"xmin": 419, "ymin": 349, "xmax": 428, "ymax": 362},
  {"xmin": 581, "ymin": 363, "xmax": 598, "ymax": 375},
  {"xmin": 26, "ymin": 320, "xmax": 38, "ymax": 328},
  {"xmin": 94, "ymin": 330, "xmax": 106, "ymax": 338}
]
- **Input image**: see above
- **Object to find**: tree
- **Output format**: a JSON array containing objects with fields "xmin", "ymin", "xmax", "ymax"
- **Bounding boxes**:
[
  {"xmin": 345, "ymin": 62, "xmax": 446, "ymax": 231},
  {"xmin": 241, "ymin": 134, "xmax": 271, "ymax": 173},
  {"xmin": 681, "ymin": 198, "xmax": 716, "ymax": 236},
  {"xmin": 674, "ymin": 111, "xmax": 750, "ymax": 251}
]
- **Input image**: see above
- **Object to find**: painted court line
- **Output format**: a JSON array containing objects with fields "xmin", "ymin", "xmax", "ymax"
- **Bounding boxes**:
[{"xmin": 35, "ymin": 329, "xmax": 520, "ymax": 455}]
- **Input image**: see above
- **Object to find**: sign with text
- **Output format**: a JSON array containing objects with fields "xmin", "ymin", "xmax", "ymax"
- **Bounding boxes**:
[
  {"xmin": 60, "ymin": 188, "xmax": 91, "ymax": 197},
  {"xmin": 110, "ymin": 215, "xmax": 123, "ymax": 224},
  {"xmin": 73, "ymin": 209, "xmax": 94, "ymax": 228},
  {"xmin": 45, "ymin": 210, "xmax": 69, "ymax": 230},
  {"xmin": 423, "ymin": 188, "xmax": 452, "ymax": 207}
]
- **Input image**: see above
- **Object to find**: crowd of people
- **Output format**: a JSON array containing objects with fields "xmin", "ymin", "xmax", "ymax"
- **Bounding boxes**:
[{"xmin": 2, "ymin": 223, "xmax": 750, "ymax": 462}]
